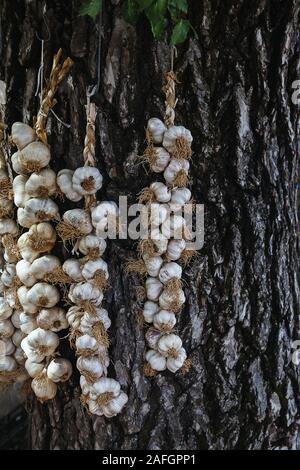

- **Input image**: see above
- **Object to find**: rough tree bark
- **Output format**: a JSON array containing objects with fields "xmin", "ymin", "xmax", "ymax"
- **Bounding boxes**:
[{"xmin": 0, "ymin": 0, "xmax": 300, "ymax": 450}]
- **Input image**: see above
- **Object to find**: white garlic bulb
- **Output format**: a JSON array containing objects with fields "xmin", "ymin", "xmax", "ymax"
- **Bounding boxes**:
[
  {"xmin": 163, "ymin": 159, "xmax": 189, "ymax": 186},
  {"xmin": 66, "ymin": 306, "xmax": 82, "ymax": 330},
  {"xmin": 36, "ymin": 307, "xmax": 68, "ymax": 332},
  {"xmin": 19, "ymin": 312, "xmax": 37, "ymax": 334},
  {"xmin": 91, "ymin": 201, "xmax": 118, "ymax": 232},
  {"xmin": 10, "ymin": 310, "xmax": 21, "ymax": 328},
  {"xmin": 145, "ymin": 349, "xmax": 166, "ymax": 371},
  {"xmin": 166, "ymin": 239, "xmax": 186, "ymax": 260},
  {"xmin": 153, "ymin": 310, "xmax": 176, "ymax": 332},
  {"xmin": 62, "ymin": 258, "xmax": 84, "ymax": 282},
  {"xmin": 16, "ymin": 259, "xmax": 36, "ymax": 287},
  {"xmin": 149, "ymin": 203, "xmax": 169, "ymax": 227},
  {"xmin": 0, "ymin": 337, "xmax": 15, "ymax": 355},
  {"xmin": 158, "ymin": 288, "xmax": 185, "ymax": 311},
  {"xmin": 59, "ymin": 209, "xmax": 93, "ymax": 237},
  {"xmin": 14, "ymin": 346, "xmax": 25, "ymax": 365},
  {"xmin": 150, "ymin": 228, "xmax": 168, "ymax": 255},
  {"xmin": 21, "ymin": 328, "xmax": 59, "ymax": 362},
  {"xmin": 27, "ymin": 282, "xmax": 60, "ymax": 308},
  {"xmin": 143, "ymin": 255, "xmax": 163, "ymax": 277},
  {"xmin": 79, "ymin": 308, "xmax": 111, "ymax": 334},
  {"xmin": 72, "ymin": 166, "xmax": 103, "ymax": 195},
  {"xmin": 19, "ymin": 198, "xmax": 60, "ymax": 226},
  {"xmin": 0, "ymin": 218, "xmax": 18, "ymax": 236},
  {"xmin": 162, "ymin": 125, "xmax": 193, "ymax": 157},
  {"xmin": 68, "ymin": 282, "xmax": 103, "ymax": 306},
  {"xmin": 146, "ymin": 277, "xmax": 163, "ymax": 301},
  {"xmin": 75, "ymin": 334, "xmax": 98, "ymax": 355},
  {"xmin": 161, "ymin": 214, "xmax": 189, "ymax": 239},
  {"xmin": 78, "ymin": 234, "xmax": 107, "ymax": 257},
  {"xmin": 167, "ymin": 347, "xmax": 186, "ymax": 373},
  {"xmin": 145, "ymin": 327, "xmax": 162, "ymax": 349},
  {"xmin": 27, "ymin": 223, "xmax": 57, "ymax": 253},
  {"xmin": 81, "ymin": 258, "xmax": 108, "ymax": 286},
  {"xmin": 18, "ymin": 141, "xmax": 51, "ymax": 173},
  {"xmin": 31, "ymin": 372, "xmax": 57, "ymax": 401},
  {"xmin": 0, "ymin": 356, "xmax": 18, "ymax": 373},
  {"xmin": 46, "ymin": 358, "xmax": 72, "ymax": 383},
  {"xmin": 170, "ymin": 187, "xmax": 192, "ymax": 206},
  {"xmin": 157, "ymin": 333, "xmax": 182, "ymax": 356},
  {"xmin": 12, "ymin": 175, "xmax": 29, "ymax": 208},
  {"xmin": 11, "ymin": 122, "xmax": 36, "ymax": 150},
  {"xmin": 17, "ymin": 233, "xmax": 40, "ymax": 262},
  {"xmin": 150, "ymin": 182, "xmax": 171, "ymax": 203},
  {"xmin": 29, "ymin": 255, "xmax": 61, "ymax": 280},
  {"xmin": 149, "ymin": 147, "xmax": 170, "ymax": 173},
  {"xmin": 0, "ymin": 263, "xmax": 16, "ymax": 287},
  {"xmin": 77, "ymin": 356, "xmax": 105, "ymax": 380},
  {"xmin": 158, "ymin": 262, "xmax": 182, "ymax": 284},
  {"xmin": 25, "ymin": 168, "xmax": 57, "ymax": 197},
  {"xmin": 17, "ymin": 286, "xmax": 38, "ymax": 314},
  {"xmin": 12, "ymin": 329, "xmax": 26, "ymax": 347},
  {"xmin": 25, "ymin": 358, "xmax": 45, "ymax": 378},
  {"xmin": 147, "ymin": 118, "xmax": 166, "ymax": 144},
  {"xmin": 143, "ymin": 301, "xmax": 159, "ymax": 323},
  {"xmin": 0, "ymin": 319, "xmax": 14, "ymax": 337},
  {"xmin": 57, "ymin": 169, "xmax": 82, "ymax": 202}
]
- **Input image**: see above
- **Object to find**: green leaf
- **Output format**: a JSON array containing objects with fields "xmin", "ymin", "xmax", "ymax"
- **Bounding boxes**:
[
  {"xmin": 170, "ymin": 18, "xmax": 190, "ymax": 45},
  {"xmin": 125, "ymin": 0, "xmax": 140, "ymax": 24},
  {"xmin": 79, "ymin": 0, "xmax": 102, "ymax": 19},
  {"xmin": 145, "ymin": 0, "xmax": 168, "ymax": 39},
  {"xmin": 137, "ymin": 0, "xmax": 155, "ymax": 10},
  {"xmin": 168, "ymin": 0, "xmax": 188, "ymax": 13}
]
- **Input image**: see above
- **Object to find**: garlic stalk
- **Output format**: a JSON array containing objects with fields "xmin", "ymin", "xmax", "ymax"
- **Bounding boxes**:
[{"xmin": 61, "ymin": 101, "xmax": 127, "ymax": 417}]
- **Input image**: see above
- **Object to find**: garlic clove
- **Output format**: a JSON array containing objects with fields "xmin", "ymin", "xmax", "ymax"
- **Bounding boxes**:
[{"xmin": 16, "ymin": 259, "xmax": 37, "ymax": 287}]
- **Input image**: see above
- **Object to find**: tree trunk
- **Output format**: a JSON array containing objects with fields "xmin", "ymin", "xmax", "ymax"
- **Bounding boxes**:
[{"xmin": 0, "ymin": 0, "xmax": 300, "ymax": 450}]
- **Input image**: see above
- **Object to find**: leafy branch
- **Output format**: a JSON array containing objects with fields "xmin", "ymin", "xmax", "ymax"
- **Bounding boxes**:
[{"xmin": 79, "ymin": 0, "xmax": 195, "ymax": 45}]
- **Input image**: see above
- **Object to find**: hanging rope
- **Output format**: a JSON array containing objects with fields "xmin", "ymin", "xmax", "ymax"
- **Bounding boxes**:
[
  {"xmin": 35, "ymin": 49, "xmax": 73, "ymax": 144},
  {"xmin": 162, "ymin": 46, "xmax": 178, "ymax": 128}
]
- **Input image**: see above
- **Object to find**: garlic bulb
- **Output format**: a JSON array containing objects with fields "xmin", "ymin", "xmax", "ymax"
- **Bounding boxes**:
[
  {"xmin": 12, "ymin": 329, "xmax": 26, "ymax": 347},
  {"xmin": 18, "ymin": 198, "xmax": 59, "ymax": 227},
  {"xmin": 11, "ymin": 122, "xmax": 36, "ymax": 150},
  {"xmin": 16, "ymin": 259, "xmax": 37, "ymax": 287},
  {"xmin": 146, "ymin": 277, "xmax": 163, "ymax": 301},
  {"xmin": 79, "ymin": 308, "xmax": 111, "ymax": 333},
  {"xmin": 25, "ymin": 358, "xmax": 44, "ymax": 378},
  {"xmin": 19, "ymin": 312, "xmax": 38, "ymax": 335},
  {"xmin": 159, "ymin": 288, "xmax": 185, "ymax": 312},
  {"xmin": 149, "ymin": 203, "xmax": 169, "ymax": 227},
  {"xmin": 143, "ymin": 255, "xmax": 163, "ymax": 277},
  {"xmin": 27, "ymin": 282, "xmax": 60, "ymax": 308},
  {"xmin": 0, "ymin": 319, "xmax": 14, "ymax": 337},
  {"xmin": 12, "ymin": 175, "xmax": 29, "ymax": 208},
  {"xmin": 62, "ymin": 259, "xmax": 84, "ymax": 282},
  {"xmin": 21, "ymin": 328, "xmax": 59, "ymax": 362},
  {"xmin": 0, "ymin": 337, "xmax": 15, "ymax": 355},
  {"xmin": 78, "ymin": 234, "xmax": 107, "ymax": 258},
  {"xmin": 29, "ymin": 255, "xmax": 61, "ymax": 280},
  {"xmin": 153, "ymin": 310, "xmax": 176, "ymax": 332},
  {"xmin": 68, "ymin": 282, "xmax": 103, "ymax": 306},
  {"xmin": 81, "ymin": 259, "xmax": 108, "ymax": 288},
  {"xmin": 143, "ymin": 301, "xmax": 159, "ymax": 323},
  {"xmin": 72, "ymin": 166, "xmax": 103, "ymax": 195},
  {"xmin": 147, "ymin": 118, "xmax": 166, "ymax": 144},
  {"xmin": 31, "ymin": 372, "xmax": 57, "ymax": 401},
  {"xmin": 25, "ymin": 169, "xmax": 57, "ymax": 198},
  {"xmin": 14, "ymin": 346, "xmax": 25, "ymax": 365},
  {"xmin": 85, "ymin": 377, "xmax": 127, "ymax": 417},
  {"xmin": 17, "ymin": 286, "xmax": 38, "ymax": 314},
  {"xmin": 75, "ymin": 334, "xmax": 98, "ymax": 355},
  {"xmin": 150, "ymin": 228, "xmax": 168, "ymax": 255},
  {"xmin": 162, "ymin": 125, "xmax": 193, "ymax": 159},
  {"xmin": 166, "ymin": 239, "xmax": 186, "ymax": 260},
  {"xmin": 46, "ymin": 358, "xmax": 72, "ymax": 383},
  {"xmin": 166, "ymin": 347, "xmax": 186, "ymax": 373},
  {"xmin": 57, "ymin": 209, "xmax": 93, "ymax": 241},
  {"xmin": 10, "ymin": 310, "xmax": 21, "ymax": 328},
  {"xmin": 170, "ymin": 187, "xmax": 192, "ymax": 206},
  {"xmin": 150, "ymin": 182, "xmax": 171, "ymax": 203},
  {"xmin": 17, "ymin": 233, "xmax": 40, "ymax": 262},
  {"xmin": 145, "ymin": 327, "xmax": 162, "ymax": 349},
  {"xmin": 163, "ymin": 159, "xmax": 189, "ymax": 186},
  {"xmin": 27, "ymin": 222, "xmax": 57, "ymax": 253},
  {"xmin": 161, "ymin": 214, "xmax": 189, "ymax": 240},
  {"xmin": 57, "ymin": 169, "xmax": 82, "ymax": 202},
  {"xmin": 77, "ymin": 356, "xmax": 105, "ymax": 380},
  {"xmin": 91, "ymin": 201, "xmax": 118, "ymax": 232},
  {"xmin": 1, "ymin": 263, "xmax": 16, "ymax": 287},
  {"xmin": 158, "ymin": 262, "xmax": 182, "ymax": 284},
  {"xmin": 18, "ymin": 141, "xmax": 51, "ymax": 173},
  {"xmin": 0, "ymin": 218, "xmax": 18, "ymax": 236},
  {"xmin": 145, "ymin": 349, "xmax": 166, "ymax": 371},
  {"xmin": 149, "ymin": 147, "xmax": 170, "ymax": 173},
  {"xmin": 36, "ymin": 308, "xmax": 68, "ymax": 332},
  {"xmin": 0, "ymin": 356, "xmax": 18, "ymax": 373},
  {"xmin": 157, "ymin": 333, "xmax": 182, "ymax": 356}
]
